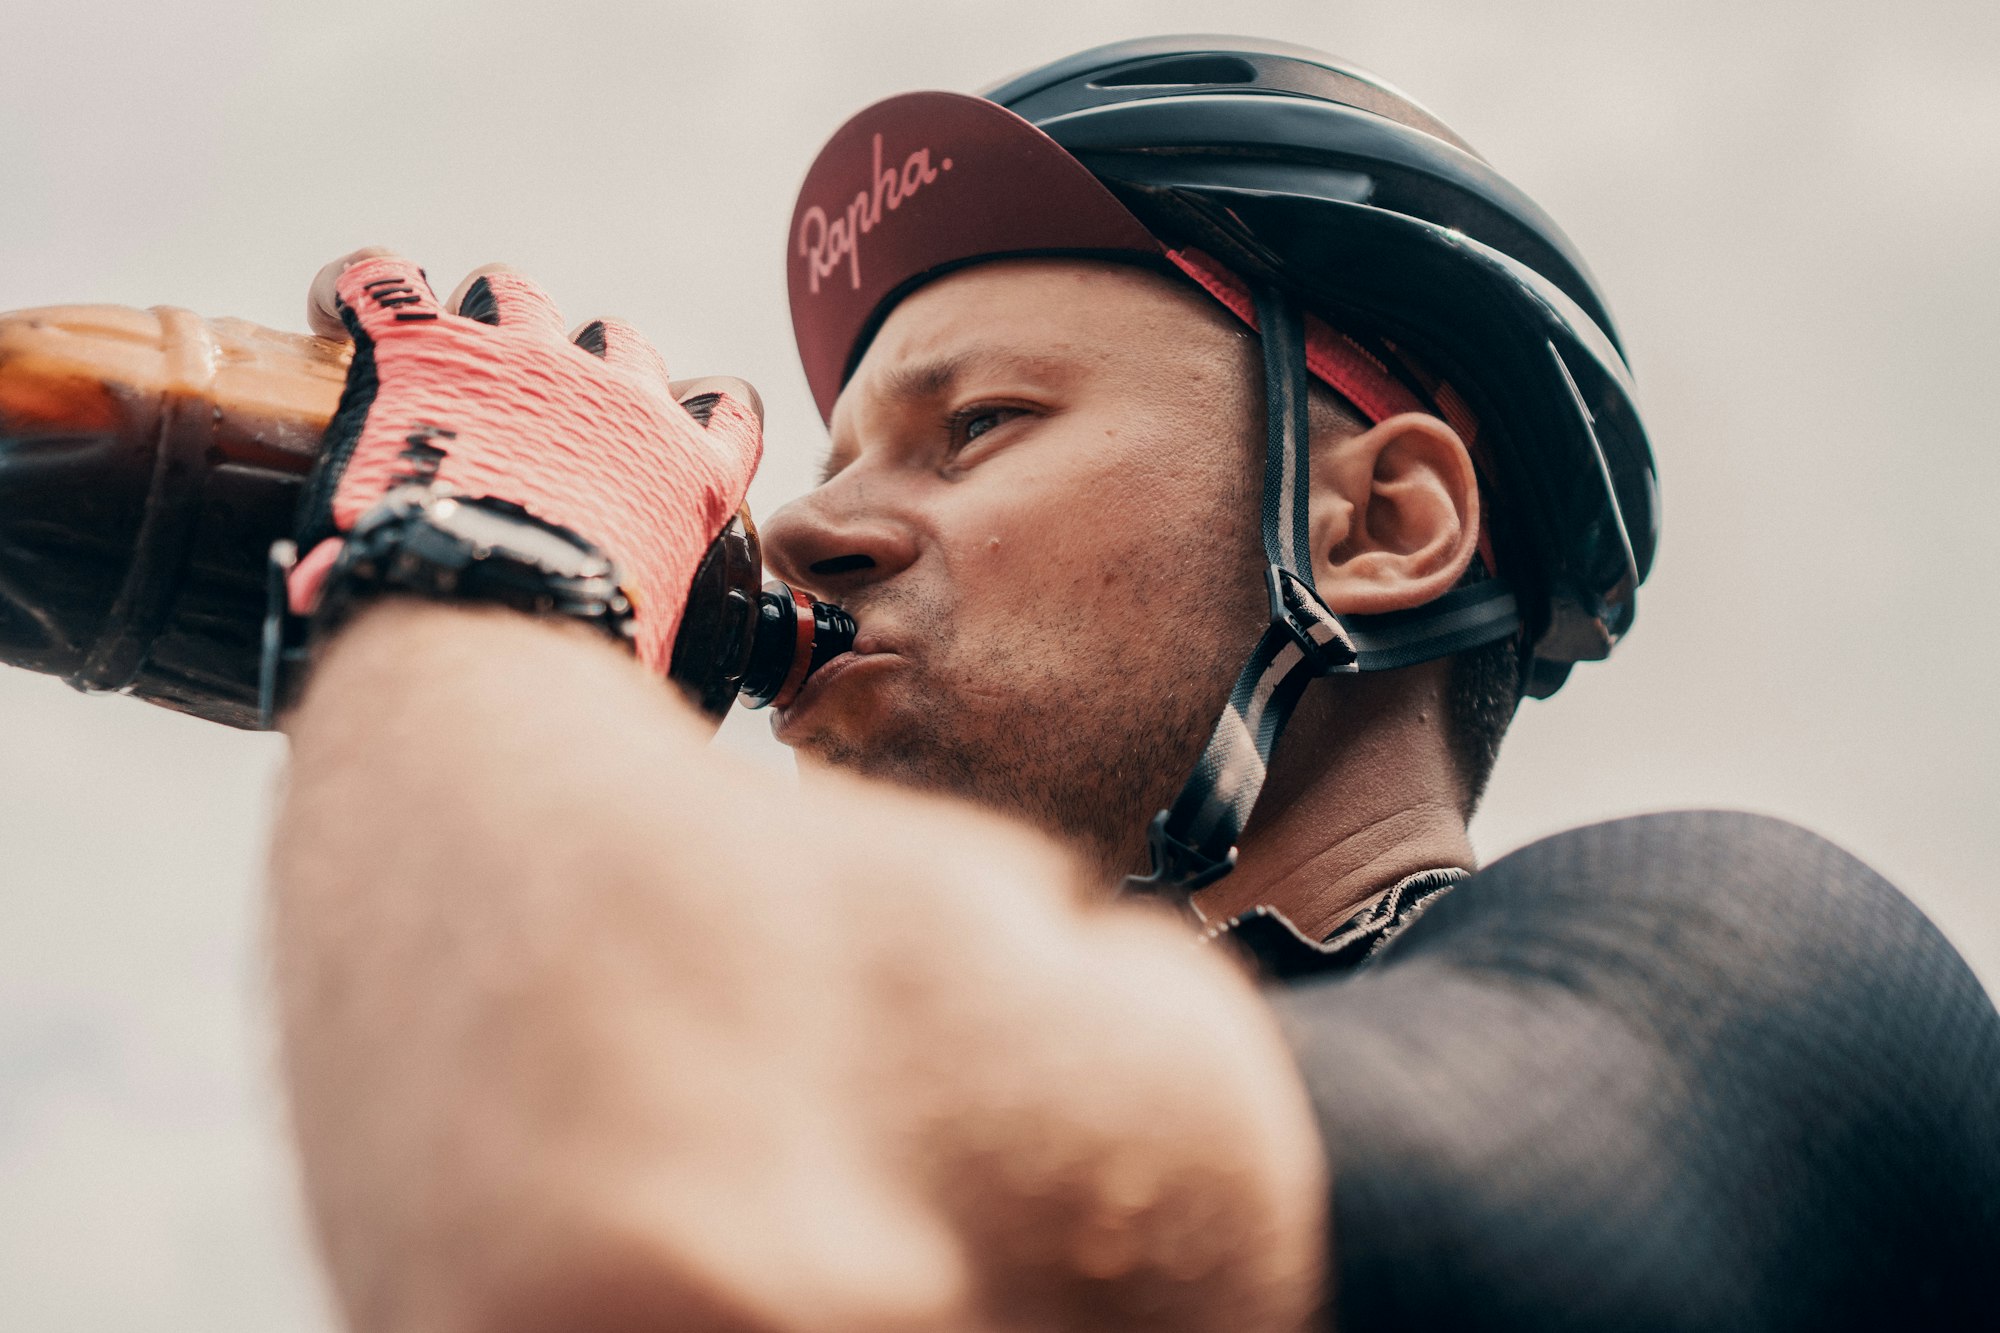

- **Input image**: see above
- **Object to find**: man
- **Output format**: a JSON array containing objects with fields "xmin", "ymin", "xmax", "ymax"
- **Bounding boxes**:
[{"xmin": 271, "ymin": 37, "xmax": 2000, "ymax": 1332}]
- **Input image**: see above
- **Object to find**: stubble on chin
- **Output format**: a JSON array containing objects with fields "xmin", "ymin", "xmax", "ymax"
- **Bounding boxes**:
[
  {"xmin": 790, "ymin": 501, "xmax": 1259, "ymax": 883},
  {"xmin": 794, "ymin": 646, "xmax": 1232, "ymax": 888}
]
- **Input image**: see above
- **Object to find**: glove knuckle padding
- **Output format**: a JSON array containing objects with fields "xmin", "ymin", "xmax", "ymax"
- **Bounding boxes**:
[
  {"xmin": 338, "ymin": 257, "xmax": 443, "ymax": 333},
  {"xmin": 474, "ymin": 271, "xmax": 569, "ymax": 344},
  {"xmin": 322, "ymin": 259, "xmax": 759, "ymax": 668},
  {"xmin": 603, "ymin": 319, "xmax": 676, "ymax": 390}
]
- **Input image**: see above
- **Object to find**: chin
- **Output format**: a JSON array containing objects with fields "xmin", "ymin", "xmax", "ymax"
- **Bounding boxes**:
[{"xmin": 779, "ymin": 708, "xmax": 929, "ymax": 786}]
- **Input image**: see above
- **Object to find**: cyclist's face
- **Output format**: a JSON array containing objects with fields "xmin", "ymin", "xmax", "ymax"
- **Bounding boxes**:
[{"xmin": 761, "ymin": 259, "xmax": 1267, "ymax": 876}]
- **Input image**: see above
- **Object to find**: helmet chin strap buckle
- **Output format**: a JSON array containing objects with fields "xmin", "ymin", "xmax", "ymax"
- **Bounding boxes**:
[
  {"xmin": 1122, "ymin": 810, "xmax": 1239, "ymax": 913},
  {"xmin": 1267, "ymin": 563, "xmax": 1357, "ymax": 677}
]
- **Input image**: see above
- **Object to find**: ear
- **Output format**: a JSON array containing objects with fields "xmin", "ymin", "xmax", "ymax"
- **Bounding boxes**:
[{"xmin": 1308, "ymin": 411, "xmax": 1480, "ymax": 616}]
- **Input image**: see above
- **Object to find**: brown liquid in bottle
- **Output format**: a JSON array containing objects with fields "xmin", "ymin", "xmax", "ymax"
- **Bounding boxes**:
[{"xmin": 0, "ymin": 304, "xmax": 847, "ymax": 728}]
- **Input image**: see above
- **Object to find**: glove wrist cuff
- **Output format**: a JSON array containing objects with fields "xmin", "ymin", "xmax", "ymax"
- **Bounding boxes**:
[{"xmin": 259, "ymin": 486, "xmax": 635, "ymax": 723}]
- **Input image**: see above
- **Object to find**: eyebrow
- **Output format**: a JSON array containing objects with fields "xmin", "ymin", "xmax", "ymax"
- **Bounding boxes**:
[
  {"xmin": 886, "ymin": 348, "xmax": 1074, "ymax": 404},
  {"xmin": 816, "ymin": 347, "xmax": 1077, "ymax": 485}
]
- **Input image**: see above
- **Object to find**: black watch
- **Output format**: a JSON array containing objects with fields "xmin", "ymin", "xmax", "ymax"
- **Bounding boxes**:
[{"xmin": 259, "ymin": 486, "xmax": 634, "ymax": 725}]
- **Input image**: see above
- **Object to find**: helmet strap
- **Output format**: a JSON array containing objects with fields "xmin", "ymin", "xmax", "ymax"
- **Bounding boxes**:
[{"xmin": 1120, "ymin": 286, "xmax": 1521, "ymax": 914}]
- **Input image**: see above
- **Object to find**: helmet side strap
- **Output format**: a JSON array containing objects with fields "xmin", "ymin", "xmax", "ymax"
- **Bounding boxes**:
[
  {"xmin": 1122, "ymin": 287, "xmax": 1356, "ymax": 911},
  {"xmin": 1120, "ymin": 288, "xmax": 1525, "ymax": 915}
]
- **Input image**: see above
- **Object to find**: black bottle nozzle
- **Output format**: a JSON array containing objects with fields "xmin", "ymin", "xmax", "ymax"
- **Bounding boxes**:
[
  {"xmin": 664, "ymin": 514, "xmax": 856, "ymax": 725},
  {"xmin": 739, "ymin": 581, "xmax": 857, "ymax": 710}
]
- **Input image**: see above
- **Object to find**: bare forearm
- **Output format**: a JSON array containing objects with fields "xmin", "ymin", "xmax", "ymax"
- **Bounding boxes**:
[
  {"xmin": 272, "ymin": 601, "xmax": 1325, "ymax": 1332},
  {"xmin": 275, "ymin": 601, "xmax": 904, "ymax": 1329}
]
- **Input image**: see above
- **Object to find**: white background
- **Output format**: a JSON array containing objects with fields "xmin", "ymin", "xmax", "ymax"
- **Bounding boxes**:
[{"xmin": 4, "ymin": 1, "xmax": 1996, "ymax": 1326}]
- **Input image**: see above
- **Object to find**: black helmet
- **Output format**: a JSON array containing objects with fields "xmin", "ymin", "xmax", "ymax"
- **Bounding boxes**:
[
  {"xmin": 986, "ymin": 35, "xmax": 1657, "ymax": 695},
  {"xmin": 788, "ymin": 36, "xmax": 1659, "ymax": 896}
]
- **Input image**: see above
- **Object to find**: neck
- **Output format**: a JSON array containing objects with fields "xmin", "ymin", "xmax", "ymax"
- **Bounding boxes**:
[{"xmin": 1189, "ymin": 669, "xmax": 1474, "ymax": 940}]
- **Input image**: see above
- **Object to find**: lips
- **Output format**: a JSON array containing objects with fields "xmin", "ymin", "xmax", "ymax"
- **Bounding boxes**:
[
  {"xmin": 772, "ymin": 647, "xmax": 897, "ymax": 735},
  {"xmin": 770, "ymin": 609, "xmax": 897, "ymax": 728}
]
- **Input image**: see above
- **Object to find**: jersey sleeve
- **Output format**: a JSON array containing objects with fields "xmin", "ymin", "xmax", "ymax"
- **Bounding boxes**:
[{"xmin": 1266, "ymin": 810, "xmax": 2000, "ymax": 1332}]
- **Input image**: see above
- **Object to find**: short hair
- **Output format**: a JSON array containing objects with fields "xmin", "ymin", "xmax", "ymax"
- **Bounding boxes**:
[{"xmin": 1444, "ymin": 560, "xmax": 1521, "ymax": 815}]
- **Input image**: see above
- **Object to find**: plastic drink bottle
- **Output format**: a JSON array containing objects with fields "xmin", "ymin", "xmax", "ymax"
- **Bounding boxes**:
[{"xmin": 0, "ymin": 304, "xmax": 849, "ymax": 728}]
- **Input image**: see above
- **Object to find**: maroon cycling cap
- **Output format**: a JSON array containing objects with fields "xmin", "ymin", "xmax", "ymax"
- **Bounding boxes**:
[{"xmin": 788, "ymin": 90, "xmax": 1163, "ymax": 421}]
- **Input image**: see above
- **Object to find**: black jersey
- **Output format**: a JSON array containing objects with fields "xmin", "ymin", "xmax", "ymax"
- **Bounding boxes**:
[{"xmin": 1260, "ymin": 811, "xmax": 2000, "ymax": 1331}]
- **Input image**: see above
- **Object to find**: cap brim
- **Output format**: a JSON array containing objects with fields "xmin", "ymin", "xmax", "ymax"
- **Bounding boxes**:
[{"xmin": 788, "ymin": 90, "xmax": 1162, "ymax": 421}]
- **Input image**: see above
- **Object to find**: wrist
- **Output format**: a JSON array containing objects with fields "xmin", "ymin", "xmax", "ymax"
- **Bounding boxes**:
[{"xmin": 278, "ymin": 595, "xmax": 660, "ymax": 740}]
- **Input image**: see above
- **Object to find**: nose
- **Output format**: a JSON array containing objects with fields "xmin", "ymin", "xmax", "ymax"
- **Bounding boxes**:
[{"xmin": 760, "ymin": 474, "xmax": 919, "ymax": 602}]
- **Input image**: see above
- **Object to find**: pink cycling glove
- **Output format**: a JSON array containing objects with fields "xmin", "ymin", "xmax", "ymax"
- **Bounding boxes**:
[{"xmin": 291, "ymin": 253, "xmax": 761, "ymax": 671}]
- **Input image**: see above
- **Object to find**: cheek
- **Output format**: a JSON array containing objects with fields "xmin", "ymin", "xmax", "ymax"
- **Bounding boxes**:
[
  {"xmin": 936, "ymin": 432, "xmax": 1250, "ymax": 662},
  {"xmin": 945, "ymin": 443, "xmax": 1160, "ymax": 608}
]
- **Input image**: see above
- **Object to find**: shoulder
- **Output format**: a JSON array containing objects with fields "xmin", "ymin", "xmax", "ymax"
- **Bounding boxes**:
[
  {"xmin": 1378, "ymin": 810, "xmax": 1990, "ymax": 1030},
  {"xmin": 1270, "ymin": 811, "xmax": 2000, "ymax": 1331}
]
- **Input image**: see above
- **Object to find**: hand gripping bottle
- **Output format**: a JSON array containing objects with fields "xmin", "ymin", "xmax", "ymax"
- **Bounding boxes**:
[{"xmin": 0, "ymin": 304, "xmax": 851, "ymax": 728}]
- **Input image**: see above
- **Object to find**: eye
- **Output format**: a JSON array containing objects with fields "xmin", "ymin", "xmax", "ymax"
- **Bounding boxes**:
[{"xmin": 945, "ymin": 403, "xmax": 1027, "ymax": 456}]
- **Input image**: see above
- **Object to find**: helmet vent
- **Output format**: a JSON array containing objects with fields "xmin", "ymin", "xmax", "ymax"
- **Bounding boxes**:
[{"xmin": 1091, "ymin": 55, "xmax": 1258, "ymax": 89}]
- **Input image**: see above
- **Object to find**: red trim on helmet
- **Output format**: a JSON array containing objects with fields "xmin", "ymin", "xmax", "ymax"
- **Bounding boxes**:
[
  {"xmin": 1164, "ymin": 247, "xmax": 1498, "ymax": 574},
  {"xmin": 1166, "ymin": 248, "xmax": 1429, "ymax": 425}
]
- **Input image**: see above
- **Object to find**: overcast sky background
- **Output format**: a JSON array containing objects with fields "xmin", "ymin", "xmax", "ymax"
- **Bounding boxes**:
[{"xmin": 4, "ymin": 1, "xmax": 1997, "ymax": 1326}]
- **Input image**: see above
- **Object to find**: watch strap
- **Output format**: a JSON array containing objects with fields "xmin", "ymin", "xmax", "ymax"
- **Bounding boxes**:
[{"xmin": 259, "ymin": 486, "xmax": 634, "ymax": 725}]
